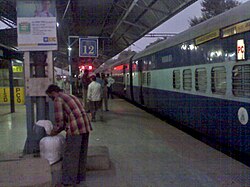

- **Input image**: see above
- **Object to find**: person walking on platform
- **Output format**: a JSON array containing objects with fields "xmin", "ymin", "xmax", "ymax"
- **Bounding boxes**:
[
  {"xmin": 45, "ymin": 84, "xmax": 92, "ymax": 186},
  {"xmin": 96, "ymin": 73, "xmax": 108, "ymax": 111},
  {"xmin": 87, "ymin": 75, "xmax": 103, "ymax": 122},
  {"xmin": 81, "ymin": 69, "xmax": 91, "ymax": 111},
  {"xmin": 55, "ymin": 75, "xmax": 64, "ymax": 89},
  {"xmin": 96, "ymin": 73, "xmax": 104, "ymax": 87},
  {"xmin": 63, "ymin": 76, "xmax": 70, "ymax": 94},
  {"xmin": 107, "ymin": 73, "xmax": 115, "ymax": 99}
]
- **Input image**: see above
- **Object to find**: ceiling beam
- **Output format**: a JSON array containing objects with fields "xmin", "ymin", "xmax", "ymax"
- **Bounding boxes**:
[
  {"xmin": 0, "ymin": 16, "xmax": 15, "ymax": 28},
  {"xmin": 122, "ymin": 20, "xmax": 148, "ymax": 30},
  {"xmin": 110, "ymin": 0, "xmax": 140, "ymax": 38},
  {"xmin": 61, "ymin": 0, "xmax": 71, "ymax": 21},
  {"xmin": 138, "ymin": 0, "xmax": 169, "ymax": 15}
]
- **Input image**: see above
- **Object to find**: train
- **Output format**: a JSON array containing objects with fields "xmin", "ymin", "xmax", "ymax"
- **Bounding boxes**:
[{"xmin": 99, "ymin": 1, "xmax": 250, "ymax": 155}]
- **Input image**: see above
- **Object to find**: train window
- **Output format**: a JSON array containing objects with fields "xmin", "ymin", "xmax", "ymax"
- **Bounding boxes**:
[
  {"xmin": 232, "ymin": 65, "xmax": 250, "ymax": 98},
  {"xmin": 162, "ymin": 55, "xmax": 173, "ymax": 63},
  {"xmin": 195, "ymin": 68, "xmax": 207, "ymax": 92},
  {"xmin": 147, "ymin": 72, "xmax": 151, "ymax": 86},
  {"xmin": 173, "ymin": 70, "xmax": 181, "ymax": 89},
  {"xmin": 183, "ymin": 69, "xmax": 192, "ymax": 91},
  {"xmin": 211, "ymin": 66, "xmax": 226, "ymax": 95},
  {"xmin": 150, "ymin": 55, "xmax": 156, "ymax": 69}
]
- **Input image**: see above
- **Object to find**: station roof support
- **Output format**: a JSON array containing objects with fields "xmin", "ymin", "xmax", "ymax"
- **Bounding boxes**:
[{"xmin": 0, "ymin": 0, "xmax": 198, "ymax": 68}]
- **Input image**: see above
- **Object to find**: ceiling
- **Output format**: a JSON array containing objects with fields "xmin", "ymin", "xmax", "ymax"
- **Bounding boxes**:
[{"xmin": 0, "ymin": 0, "xmax": 197, "ymax": 70}]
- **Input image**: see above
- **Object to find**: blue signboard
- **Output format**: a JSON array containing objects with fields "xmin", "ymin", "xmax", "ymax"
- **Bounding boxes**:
[{"xmin": 79, "ymin": 38, "xmax": 98, "ymax": 57}]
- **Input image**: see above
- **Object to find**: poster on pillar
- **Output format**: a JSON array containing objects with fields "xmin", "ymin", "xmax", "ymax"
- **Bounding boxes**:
[{"xmin": 16, "ymin": 0, "xmax": 57, "ymax": 51}]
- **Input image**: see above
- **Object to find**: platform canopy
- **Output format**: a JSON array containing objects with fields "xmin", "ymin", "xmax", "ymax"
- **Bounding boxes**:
[{"xmin": 0, "ymin": 0, "xmax": 197, "ymax": 68}]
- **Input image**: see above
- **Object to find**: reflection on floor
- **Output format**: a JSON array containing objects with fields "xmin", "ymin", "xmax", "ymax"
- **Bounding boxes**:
[{"xmin": 0, "ymin": 105, "xmax": 27, "ymax": 154}]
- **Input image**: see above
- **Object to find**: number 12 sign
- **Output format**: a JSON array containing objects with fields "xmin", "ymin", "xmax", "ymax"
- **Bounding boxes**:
[{"xmin": 79, "ymin": 38, "xmax": 98, "ymax": 57}]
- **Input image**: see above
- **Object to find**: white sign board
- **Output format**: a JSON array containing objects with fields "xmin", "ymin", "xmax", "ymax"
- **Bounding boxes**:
[
  {"xmin": 17, "ymin": 0, "xmax": 57, "ymax": 51},
  {"xmin": 237, "ymin": 39, "xmax": 245, "ymax": 61}
]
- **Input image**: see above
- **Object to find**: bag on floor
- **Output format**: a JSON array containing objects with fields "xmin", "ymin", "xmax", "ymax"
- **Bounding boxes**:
[
  {"xmin": 39, "ymin": 134, "xmax": 65, "ymax": 165},
  {"xmin": 35, "ymin": 120, "xmax": 53, "ymax": 135}
]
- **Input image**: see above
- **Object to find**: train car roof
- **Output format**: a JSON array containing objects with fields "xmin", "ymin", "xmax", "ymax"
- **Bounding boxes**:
[
  {"xmin": 133, "ymin": 1, "xmax": 250, "ymax": 60},
  {"xmin": 111, "ymin": 54, "xmax": 135, "ymax": 68}
]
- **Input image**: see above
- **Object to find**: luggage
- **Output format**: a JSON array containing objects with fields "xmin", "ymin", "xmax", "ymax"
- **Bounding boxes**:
[
  {"xmin": 35, "ymin": 120, "xmax": 65, "ymax": 165},
  {"xmin": 39, "ymin": 135, "xmax": 65, "ymax": 165},
  {"xmin": 35, "ymin": 120, "xmax": 53, "ymax": 135}
]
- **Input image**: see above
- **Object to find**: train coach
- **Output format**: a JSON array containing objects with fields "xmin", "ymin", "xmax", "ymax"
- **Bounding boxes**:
[{"xmin": 109, "ymin": 1, "xmax": 250, "ymax": 155}]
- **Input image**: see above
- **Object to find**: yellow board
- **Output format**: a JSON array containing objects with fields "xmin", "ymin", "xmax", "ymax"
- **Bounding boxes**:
[
  {"xmin": 222, "ymin": 19, "xmax": 250, "ymax": 38},
  {"xmin": 12, "ymin": 66, "xmax": 23, "ymax": 73},
  {"xmin": 0, "ymin": 87, "xmax": 25, "ymax": 104},
  {"xmin": 195, "ymin": 30, "xmax": 220, "ymax": 45},
  {"xmin": 0, "ymin": 87, "xmax": 10, "ymax": 103}
]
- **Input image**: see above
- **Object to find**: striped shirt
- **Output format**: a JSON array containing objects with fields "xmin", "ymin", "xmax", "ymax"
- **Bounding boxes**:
[{"xmin": 54, "ymin": 92, "xmax": 92, "ymax": 136}]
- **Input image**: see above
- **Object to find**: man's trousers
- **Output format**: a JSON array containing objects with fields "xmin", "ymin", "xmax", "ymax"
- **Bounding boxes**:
[{"xmin": 62, "ymin": 133, "xmax": 89, "ymax": 185}]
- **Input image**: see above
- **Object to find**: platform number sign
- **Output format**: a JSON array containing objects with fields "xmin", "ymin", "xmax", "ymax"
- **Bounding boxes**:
[{"xmin": 79, "ymin": 38, "xmax": 98, "ymax": 57}]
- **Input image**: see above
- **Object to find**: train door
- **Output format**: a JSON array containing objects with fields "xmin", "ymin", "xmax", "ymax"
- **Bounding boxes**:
[
  {"xmin": 122, "ymin": 65, "xmax": 127, "ymax": 97},
  {"xmin": 143, "ymin": 58, "xmax": 150, "ymax": 107},
  {"xmin": 129, "ymin": 60, "xmax": 135, "ymax": 102},
  {"xmin": 124, "ymin": 65, "xmax": 128, "ymax": 95},
  {"xmin": 138, "ymin": 60, "xmax": 144, "ymax": 105}
]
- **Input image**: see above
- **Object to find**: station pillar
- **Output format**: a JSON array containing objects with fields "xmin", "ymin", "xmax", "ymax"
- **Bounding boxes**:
[{"xmin": 23, "ymin": 51, "xmax": 54, "ymax": 154}]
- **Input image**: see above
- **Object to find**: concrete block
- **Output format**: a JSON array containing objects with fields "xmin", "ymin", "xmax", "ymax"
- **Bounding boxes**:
[
  {"xmin": 50, "ymin": 146, "xmax": 111, "ymax": 184},
  {"xmin": 86, "ymin": 146, "xmax": 110, "ymax": 170},
  {"xmin": 0, "ymin": 156, "xmax": 51, "ymax": 187}
]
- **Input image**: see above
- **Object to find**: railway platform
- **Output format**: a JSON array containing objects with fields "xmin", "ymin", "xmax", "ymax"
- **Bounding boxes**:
[{"xmin": 1, "ymin": 98, "xmax": 250, "ymax": 186}]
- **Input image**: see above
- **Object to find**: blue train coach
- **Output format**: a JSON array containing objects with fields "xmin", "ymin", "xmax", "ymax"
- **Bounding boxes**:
[{"xmin": 110, "ymin": 1, "xmax": 250, "ymax": 155}]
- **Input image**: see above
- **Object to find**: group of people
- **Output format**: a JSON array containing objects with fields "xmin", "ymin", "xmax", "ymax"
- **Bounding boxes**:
[
  {"xmin": 82, "ymin": 69, "xmax": 115, "ymax": 122},
  {"xmin": 44, "ymin": 70, "xmax": 115, "ymax": 186}
]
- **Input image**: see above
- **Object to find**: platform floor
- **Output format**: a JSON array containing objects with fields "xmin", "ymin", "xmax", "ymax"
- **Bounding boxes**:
[{"xmin": 1, "ymin": 98, "xmax": 250, "ymax": 186}]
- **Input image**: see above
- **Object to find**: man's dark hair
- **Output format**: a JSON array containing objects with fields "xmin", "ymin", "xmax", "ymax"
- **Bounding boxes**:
[
  {"xmin": 96, "ymin": 73, "xmax": 100, "ymax": 78},
  {"xmin": 46, "ymin": 84, "xmax": 62, "ymax": 94},
  {"xmin": 90, "ymin": 75, "xmax": 96, "ymax": 81}
]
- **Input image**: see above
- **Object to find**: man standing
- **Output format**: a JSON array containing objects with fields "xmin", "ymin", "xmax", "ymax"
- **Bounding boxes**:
[
  {"xmin": 107, "ymin": 74, "xmax": 115, "ymax": 99},
  {"xmin": 55, "ymin": 75, "xmax": 64, "ymax": 89},
  {"xmin": 45, "ymin": 84, "xmax": 92, "ymax": 186},
  {"xmin": 87, "ymin": 75, "xmax": 103, "ymax": 122},
  {"xmin": 81, "ymin": 69, "xmax": 91, "ymax": 111}
]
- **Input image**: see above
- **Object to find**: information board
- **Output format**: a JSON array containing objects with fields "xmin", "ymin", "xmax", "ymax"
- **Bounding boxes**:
[
  {"xmin": 16, "ymin": 0, "xmax": 57, "ymax": 51},
  {"xmin": 79, "ymin": 38, "xmax": 98, "ymax": 57}
]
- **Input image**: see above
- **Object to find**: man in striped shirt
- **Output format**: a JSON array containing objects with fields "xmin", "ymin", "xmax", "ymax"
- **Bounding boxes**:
[{"xmin": 46, "ymin": 84, "xmax": 92, "ymax": 186}]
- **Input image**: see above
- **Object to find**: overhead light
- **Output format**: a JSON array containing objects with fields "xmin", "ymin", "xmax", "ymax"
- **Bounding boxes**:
[
  {"xmin": 57, "ymin": 22, "xmax": 59, "ymax": 27},
  {"xmin": 68, "ymin": 47, "xmax": 72, "ymax": 51}
]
